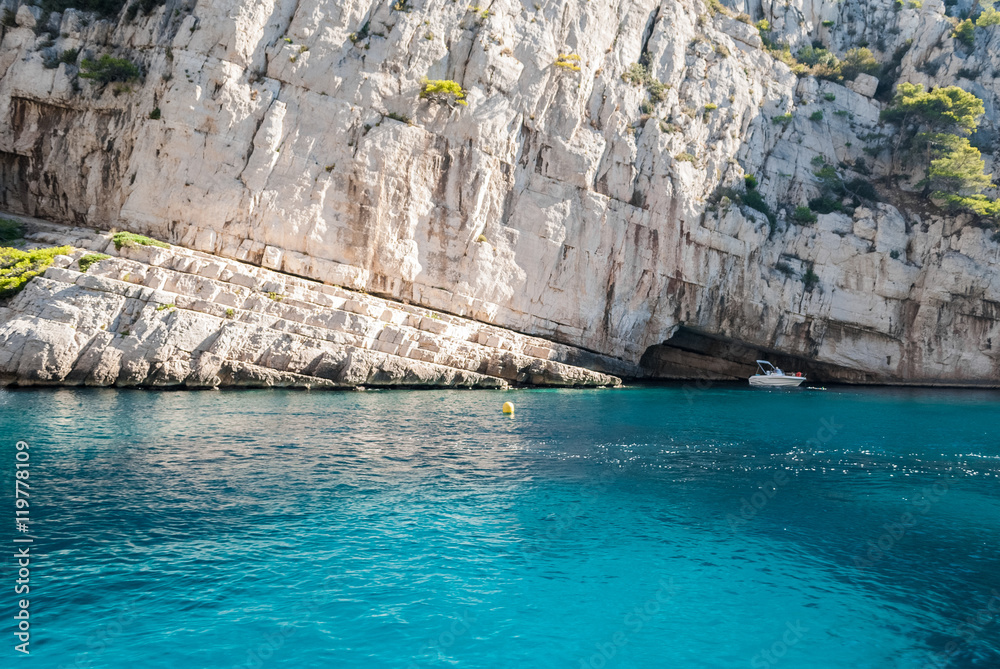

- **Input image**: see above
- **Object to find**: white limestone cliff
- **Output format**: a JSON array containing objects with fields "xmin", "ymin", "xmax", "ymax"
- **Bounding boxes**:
[{"xmin": 1, "ymin": 0, "xmax": 1000, "ymax": 385}]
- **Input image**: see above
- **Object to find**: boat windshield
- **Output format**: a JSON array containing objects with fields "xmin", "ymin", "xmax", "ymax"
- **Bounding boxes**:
[{"xmin": 755, "ymin": 360, "xmax": 779, "ymax": 375}]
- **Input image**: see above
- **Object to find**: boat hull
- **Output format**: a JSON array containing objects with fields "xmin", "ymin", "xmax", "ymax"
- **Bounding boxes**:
[{"xmin": 748, "ymin": 375, "xmax": 805, "ymax": 388}]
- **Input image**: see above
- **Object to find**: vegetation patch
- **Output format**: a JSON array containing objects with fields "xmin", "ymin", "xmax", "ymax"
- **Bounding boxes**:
[
  {"xmin": 78, "ymin": 253, "xmax": 110, "ymax": 272},
  {"xmin": 757, "ymin": 20, "xmax": 879, "ymax": 83},
  {"xmin": 554, "ymin": 53, "xmax": 581, "ymax": 71},
  {"xmin": 803, "ymin": 265, "xmax": 820, "ymax": 292},
  {"xmin": 978, "ymin": 6, "xmax": 1000, "ymax": 27},
  {"xmin": 881, "ymin": 83, "xmax": 998, "ymax": 218},
  {"xmin": 741, "ymin": 189, "xmax": 776, "ymax": 229},
  {"xmin": 80, "ymin": 55, "xmax": 140, "ymax": 85},
  {"xmin": 792, "ymin": 206, "xmax": 818, "ymax": 224},
  {"xmin": 112, "ymin": 231, "xmax": 169, "ymax": 250},
  {"xmin": 419, "ymin": 78, "xmax": 468, "ymax": 107},
  {"xmin": 952, "ymin": 19, "xmax": 975, "ymax": 48},
  {"xmin": 0, "ymin": 218, "xmax": 24, "ymax": 242},
  {"xmin": 0, "ymin": 246, "xmax": 72, "ymax": 298}
]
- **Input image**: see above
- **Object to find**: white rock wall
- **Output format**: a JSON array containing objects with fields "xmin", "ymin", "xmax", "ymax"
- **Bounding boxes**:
[{"xmin": 2, "ymin": 0, "xmax": 1000, "ymax": 383}]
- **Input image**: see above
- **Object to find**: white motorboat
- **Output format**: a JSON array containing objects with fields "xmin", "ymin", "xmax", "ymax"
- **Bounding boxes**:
[{"xmin": 748, "ymin": 360, "xmax": 806, "ymax": 387}]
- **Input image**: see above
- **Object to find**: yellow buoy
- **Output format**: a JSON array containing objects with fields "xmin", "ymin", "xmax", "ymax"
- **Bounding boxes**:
[{"xmin": 502, "ymin": 401, "xmax": 514, "ymax": 415}]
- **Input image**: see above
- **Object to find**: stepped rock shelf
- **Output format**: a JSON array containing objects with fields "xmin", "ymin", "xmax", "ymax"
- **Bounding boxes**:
[{"xmin": 0, "ymin": 221, "xmax": 624, "ymax": 389}]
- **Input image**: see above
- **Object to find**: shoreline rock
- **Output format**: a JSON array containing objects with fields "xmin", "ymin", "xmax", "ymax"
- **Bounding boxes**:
[{"xmin": 0, "ymin": 220, "xmax": 625, "ymax": 390}]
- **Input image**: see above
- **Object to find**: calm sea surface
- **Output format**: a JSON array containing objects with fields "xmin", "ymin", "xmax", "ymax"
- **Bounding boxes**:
[{"xmin": 1, "ymin": 385, "xmax": 998, "ymax": 668}]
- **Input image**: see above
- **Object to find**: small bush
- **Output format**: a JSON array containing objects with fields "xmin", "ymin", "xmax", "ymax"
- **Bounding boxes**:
[
  {"xmin": 744, "ymin": 174, "xmax": 758, "ymax": 190},
  {"xmin": 554, "ymin": 53, "xmax": 581, "ymax": 71},
  {"xmin": 419, "ymin": 78, "xmax": 468, "ymax": 107},
  {"xmin": 809, "ymin": 110, "xmax": 824, "ymax": 121},
  {"xmin": 148, "ymin": 107, "xmax": 161, "ymax": 120},
  {"xmin": 476, "ymin": 234, "xmax": 488, "ymax": 243},
  {"xmin": 775, "ymin": 261, "xmax": 794, "ymax": 276},
  {"xmin": 155, "ymin": 303, "xmax": 175, "ymax": 311},
  {"xmin": 823, "ymin": 93, "xmax": 836, "ymax": 101},
  {"xmin": 839, "ymin": 47, "xmax": 879, "ymax": 81},
  {"xmin": 80, "ymin": 55, "xmax": 141, "ymax": 85},
  {"xmin": 846, "ymin": 178, "xmax": 879, "ymax": 201},
  {"xmin": 952, "ymin": 19, "xmax": 975, "ymax": 48},
  {"xmin": 0, "ymin": 246, "xmax": 72, "ymax": 298},
  {"xmin": 890, "ymin": 250, "xmax": 901, "ymax": 259},
  {"xmin": 225, "ymin": 308, "xmax": 235, "ymax": 318},
  {"xmin": 647, "ymin": 79, "xmax": 669, "ymax": 103},
  {"xmin": 60, "ymin": 48, "xmax": 79, "ymax": 65},
  {"xmin": 773, "ymin": 113, "xmax": 793, "ymax": 124},
  {"xmin": 808, "ymin": 196, "xmax": 843, "ymax": 214},
  {"xmin": 792, "ymin": 206, "xmax": 818, "ymax": 224},
  {"xmin": 706, "ymin": 0, "xmax": 729, "ymax": 15},
  {"xmin": 385, "ymin": 111, "xmax": 411, "ymax": 124},
  {"xmin": 821, "ymin": 20, "xmax": 835, "ymax": 27},
  {"xmin": 2, "ymin": 9, "xmax": 16, "ymax": 27},
  {"xmin": 802, "ymin": 266, "xmax": 820, "ymax": 292},
  {"xmin": 622, "ymin": 63, "xmax": 651, "ymax": 86},
  {"xmin": 112, "ymin": 231, "xmax": 169, "ymax": 250},
  {"xmin": 0, "ymin": 218, "xmax": 24, "ymax": 242},
  {"xmin": 977, "ymin": 6, "xmax": 1000, "ymax": 27},
  {"xmin": 675, "ymin": 152, "xmax": 697, "ymax": 163},
  {"xmin": 742, "ymin": 189, "xmax": 776, "ymax": 227},
  {"xmin": 266, "ymin": 291, "xmax": 284, "ymax": 301},
  {"xmin": 78, "ymin": 253, "xmax": 110, "ymax": 272}
]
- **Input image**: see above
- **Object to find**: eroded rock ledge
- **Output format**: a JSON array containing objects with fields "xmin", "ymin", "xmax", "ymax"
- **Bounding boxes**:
[{"xmin": 0, "ymin": 220, "xmax": 624, "ymax": 389}]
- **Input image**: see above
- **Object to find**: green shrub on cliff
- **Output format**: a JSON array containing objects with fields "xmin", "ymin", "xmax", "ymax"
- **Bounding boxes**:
[
  {"xmin": 418, "ymin": 78, "xmax": 468, "ymax": 107},
  {"xmin": 0, "ymin": 246, "xmax": 72, "ymax": 298},
  {"xmin": 952, "ymin": 18, "xmax": 975, "ymax": 48},
  {"xmin": 978, "ymin": 6, "xmax": 1000, "ymax": 27},
  {"xmin": 554, "ymin": 53, "xmax": 581, "ymax": 71},
  {"xmin": 882, "ymin": 83, "xmax": 998, "ymax": 218},
  {"xmin": 80, "ymin": 55, "xmax": 140, "ymax": 85},
  {"xmin": 0, "ymin": 218, "xmax": 24, "ymax": 242},
  {"xmin": 112, "ymin": 231, "xmax": 169, "ymax": 250},
  {"xmin": 78, "ymin": 253, "xmax": 110, "ymax": 272},
  {"xmin": 881, "ymin": 83, "xmax": 984, "ymax": 134}
]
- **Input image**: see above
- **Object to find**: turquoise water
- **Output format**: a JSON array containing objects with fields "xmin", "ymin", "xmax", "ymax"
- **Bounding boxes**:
[{"xmin": 1, "ymin": 385, "xmax": 999, "ymax": 668}]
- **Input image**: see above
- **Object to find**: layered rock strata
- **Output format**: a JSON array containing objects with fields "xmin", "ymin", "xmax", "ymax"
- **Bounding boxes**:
[{"xmin": 0, "ymin": 219, "xmax": 623, "ymax": 388}]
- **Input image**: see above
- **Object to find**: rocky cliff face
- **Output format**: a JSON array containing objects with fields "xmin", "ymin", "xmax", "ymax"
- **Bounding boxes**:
[{"xmin": 2, "ymin": 0, "xmax": 1000, "ymax": 385}]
